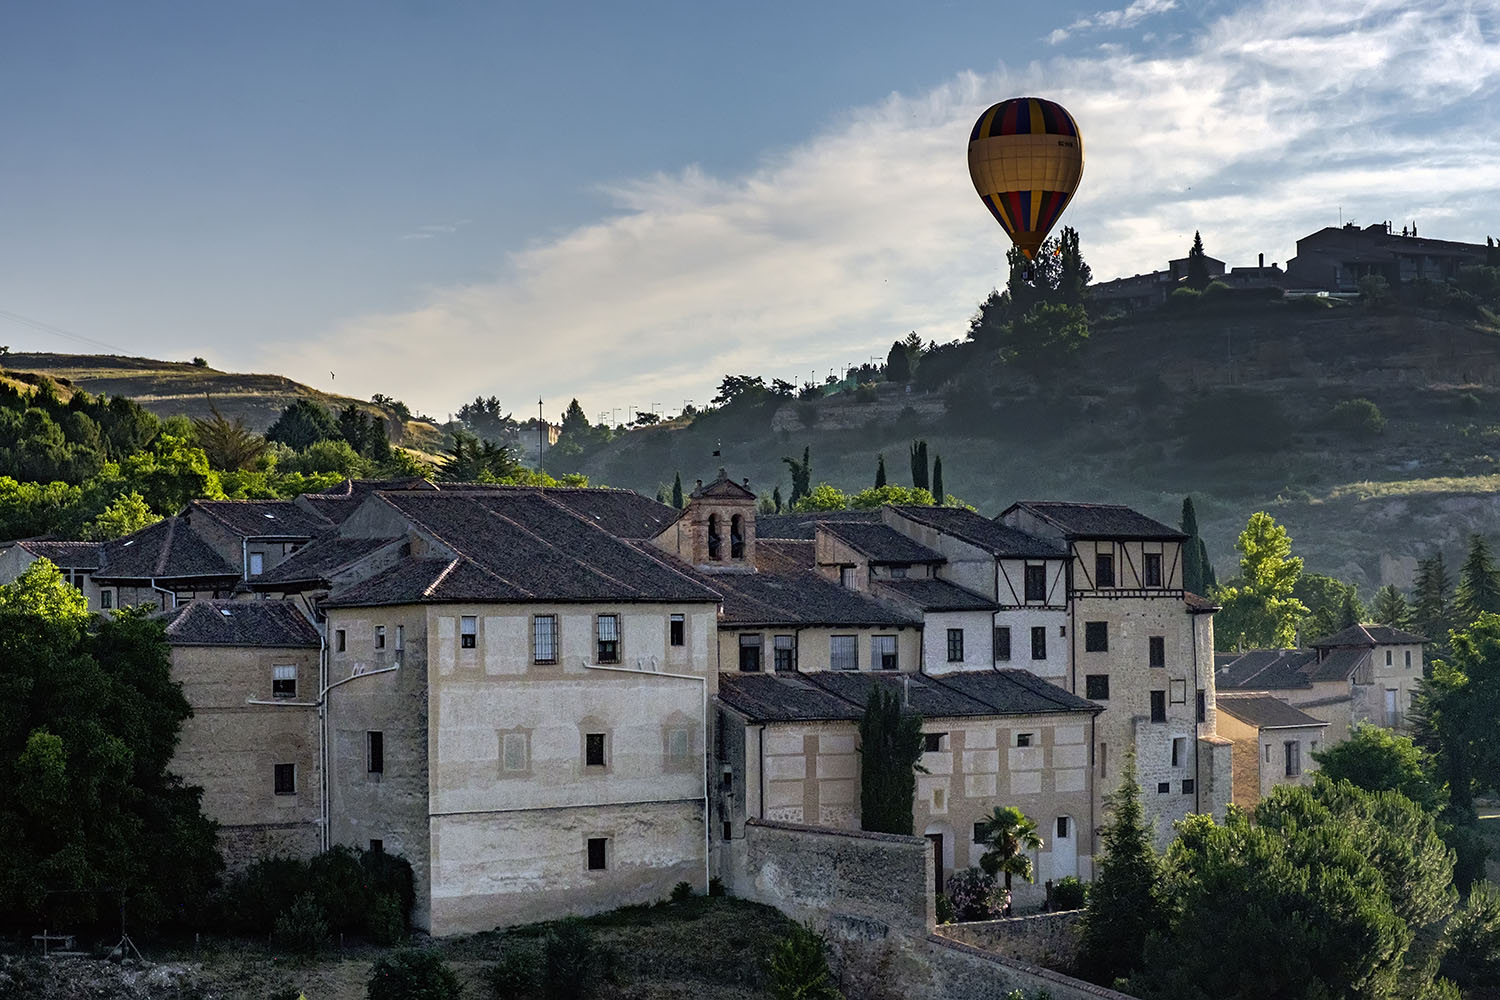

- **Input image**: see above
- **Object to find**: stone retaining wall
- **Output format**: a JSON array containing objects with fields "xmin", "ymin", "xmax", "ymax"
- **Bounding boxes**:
[{"xmin": 934, "ymin": 910, "xmax": 1083, "ymax": 971}]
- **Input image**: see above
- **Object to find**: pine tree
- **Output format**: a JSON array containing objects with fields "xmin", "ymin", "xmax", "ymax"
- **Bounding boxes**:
[
  {"xmin": 671, "ymin": 472, "xmax": 684, "ymax": 509},
  {"xmin": 1186, "ymin": 231, "xmax": 1211, "ymax": 290},
  {"xmin": 1455, "ymin": 534, "xmax": 1500, "ymax": 625},
  {"xmin": 1077, "ymin": 752, "xmax": 1162, "ymax": 987},
  {"xmin": 910, "ymin": 440, "xmax": 929, "ymax": 491},
  {"xmin": 1412, "ymin": 553, "xmax": 1453, "ymax": 645},
  {"xmin": 931, "ymin": 455, "xmax": 944, "ymax": 503},
  {"xmin": 875, "ymin": 453, "xmax": 887, "ymax": 488},
  {"xmin": 857, "ymin": 686, "xmax": 926, "ymax": 836},
  {"xmin": 1371, "ymin": 584, "xmax": 1412, "ymax": 629}
]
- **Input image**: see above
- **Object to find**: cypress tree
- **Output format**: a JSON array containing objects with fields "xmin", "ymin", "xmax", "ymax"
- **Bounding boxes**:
[
  {"xmin": 1077, "ymin": 752, "xmax": 1162, "ymax": 986},
  {"xmin": 931, "ymin": 455, "xmax": 943, "ymax": 503},
  {"xmin": 875, "ymin": 453, "xmax": 887, "ymax": 488},
  {"xmin": 910, "ymin": 440, "xmax": 929, "ymax": 491},
  {"xmin": 1186, "ymin": 231, "xmax": 1211, "ymax": 290},
  {"xmin": 857, "ymin": 686, "xmax": 926, "ymax": 836},
  {"xmin": 772, "ymin": 485, "xmax": 783, "ymax": 513},
  {"xmin": 1455, "ymin": 534, "xmax": 1500, "ymax": 625},
  {"xmin": 671, "ymin": 472, "xmax": 684, "ymax": 509},
  {"xmin": 1181, "ymin": 497, "xmax": 1215, "ymax": 594}
]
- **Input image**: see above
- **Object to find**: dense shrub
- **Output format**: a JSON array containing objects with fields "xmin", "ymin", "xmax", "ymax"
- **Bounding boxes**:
[
  {"xmin": 1330, "ymin": 397, "xmax": 1386, "ymax": 438},
  {"xmin": 542, "ymin": 920, "xmax": 614, "ymax": 1000},
  {"xmin": 767, "ymin": 922, "xmax": 843, "ymax": 1000},
  {"xmin": 945, "ymin": 867, "xmax": 1005, "ymax": 921},
  {"xmin": 485, "ymin": 942, "xmax": 542, "ymax": 997},
  {"xmin": 220, "ymin": 847, "xmax": 414, "ymax": 942},
  {"xmin": 272, "ymin": 893, "xmax": 328, "ymax": 957},
  {"xmin": 670, "ymin": 881, "xmax": 695, "ymax": 902},
  {"xmin": 1052, "ymin": 876, "xmax": 1088, "ymax": 910},
  {"xmin": 367, "ymin": 947, "xmax": 462, "ymax": 1000},
  {"xmin": 708, "ymin": 876, "xmax": 726, "ymax": 898}
]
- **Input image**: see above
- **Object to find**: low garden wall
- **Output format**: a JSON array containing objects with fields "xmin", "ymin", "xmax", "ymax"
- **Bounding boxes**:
[{"xmin": 934, "ymin": 910, "xmax": 1084, "ymax": 971}]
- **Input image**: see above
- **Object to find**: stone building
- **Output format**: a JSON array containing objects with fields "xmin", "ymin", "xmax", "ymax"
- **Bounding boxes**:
[{"xmin": 1215, "ymin": 692, "xmax": 1328, "ymax": 810}]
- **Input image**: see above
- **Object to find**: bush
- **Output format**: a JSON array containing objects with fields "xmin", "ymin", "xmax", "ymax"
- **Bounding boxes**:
[
  {"xmin": 543, "ymin": 920, "xmax": 613, "ymax": 1000},
  {"xmin": 223, "ymin": 854, "xmax": 310, "ymax": 933},
  {"xmin": 485, "ymin": 942, "xmax": 542, "ymax": 997},
  {"xmin": 272, "ymin": 893, "xmax": 329, "ymax": 957},
  {"xmin": 767, "ymin": 922, "xmax": 843, "ymax": 1000},
  {"xmin": 708, "ymin": 876, "xmax": 726, "ymax": 898},
  {"xmin": 945, "ymin": 867, "xmax": 1005, "ymax": 921},
  {"xmin": 1330, "ymin": 397, "xmax": 1386, "ymax": 438},
  {"xmin": 935, "ymin": 892, "xmax": 956, "ymax": 925},
  {"xmin": 670, "ymin": 881, "xmax": 695, "ymax": 903},
  {"xmin": 365, "ymin": 892, "xmax": 407, "ymax": 946},
  {"xmin": 367, "ymin": 947, "xmax": 462, "ymax": 1000},
  {"xmin": 854, "ymin": 382, "xmax": 878, "ymax": 403},
  {"xmin": 1052, "ymin": 876, "xmax": 1088, "ymax": 910},
  {"xmin": 219, "ymin": 846, "xmax": 414, "ymax": 941}
]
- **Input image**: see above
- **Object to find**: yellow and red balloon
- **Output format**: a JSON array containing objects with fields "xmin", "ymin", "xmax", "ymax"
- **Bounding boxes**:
[{"xmin": 967, "ymin": 97, "xmax": 1084, "ymax": 260}]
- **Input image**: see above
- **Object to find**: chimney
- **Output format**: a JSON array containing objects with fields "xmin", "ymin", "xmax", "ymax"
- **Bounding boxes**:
[
  {"xmin": 1259, "ymin": 252, "xmax": 1264, "ymax": 268},
  {"xmin": 696, "ymin": 479, "xmax": 703, "ymax": 489}
]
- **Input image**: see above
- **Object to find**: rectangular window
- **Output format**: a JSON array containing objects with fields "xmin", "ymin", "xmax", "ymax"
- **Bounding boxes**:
[
  {"xmin": 533, "ymin": 615, "xmax": 558, "ymax": 664},
  {"xmin": 1264, "ymin": 744, "xmax": 1272, "ymax": 764},
  {"xmin": 596, "ymin": 614, "xmax": 620, "ymax": 663},
  {"xmin": 774, "ymin": 635, "xmax": 795, "ymax": 671},
  {"xmin": 1285, "ymin": 740, "xmax": 1301, "ymax": 777},
  {"xmin": 368, "ymin": 731, "xmax": 384, "ymax": 774},
  {"xmin": 1085, "ymin": 674, "xmax": 1110, "ymax": 700},
  {"xmin": 375, "ymin": 625, "xmax": 386, "ymax": 650},
  {"xmin": 667, "ymin": 728, "xmax": 691, "ymax": 762},
  {"xmin": 994, "ymin": 627, "xmax": 1011, "ymax": 662},
  {"xmin": 395, "ymin": 624, "xmax": 404, "ymax": 651},
  {"xmin": 1024, "ymin": 564, "xmax": 1047, "ymax": 602},
  {"xmin": 840, "ymin": 566, "xmax": 857, "ymax": 588},
  {"xmin": 1182, "ymin": 779, "xmax": 1196, "ymax": 794},
  {"xmin": 738, "ymin": 634, "xmax": 763, "ymax": 672},
  {"xmin": 370, "ymin": 839, "xmax": 384, "ymax": 854},
  {"xmin": 1157, "ymin": 781, "xmax": 1171, "ymax": 794},
  {"xmin": 1095, "ymin": 553, "xmax": 1115, "ymax": 588},
  {"xmin": 1404, "ymin": 650, "xmax": 1412, "ymax": 668},
  {"xmin": 1099, "ymin": 742, "xmax": 1108, "ymax": 778},
  {"xmin": 923, "ymin": 732, "xmax": 944, "ymax": 753},
  {"xmin": 874, "ymin": 635, "xmax": 899, "ymax": 670},
  {"xmin": 831, "ymin": 635, "xmax": 858, "ymax": 671},
  {"xmin": 274, "ymin": 763, "xmax": 295, "ymax": 796},
  {"xmin": 1144, "ymin": 552, "xmax": 1163, "ymax": 587},
  {"xmin": 1171, "ymin": 736, "xmax": 1186, "ymax": 767},
  {"xmin": 1196, "ymin": 689, "xmax": 1206, "ymax": 723},
  {"xmin": 336, "ymin": 629, "xmax": 347, "ymax": 652},
  {"xmin": 587, "ymin": 837, "xmax": 608, "ymax": 871},
  {"xmin": 99, "ymin": 588, "xmax": 114, "ymax": 610},
  {"xmin": 1170, "ymin": 679, "xmax": 1187, "ymax": 704},
  {"xmin": 1150, "ymin": 690, "xmax": 1167, "ymax": 723},
  {"xmin": 1031, "ymin": 626, "xmax": 1047, "ymax": 660},
  {"xmin": 1056, "ymin": 816, "xmax": 1069, "ymax": 839},
  {"xmin": 272, "ymin": 664, "xmax": 297, "ymax": 699},
  {"xmin": 946, "ymin": 628, "xmax": 964, "ymax": 662},
  {"xmin": 248, "ymin": 551, "xmax": 265, "ymax": 576},
  {"xmin": 1386, "ymin": 650, "xmax": 1393, "ymax": 666},
  {"xmin": 1085, "ymin": 621, "xmax": 1108, "ymax": 652},
  {"xmin": 585, "ymin": 733, "xmax": 607, "ymax": 767},
  {"xmin": 1385, "ymin": 688, "xmax": 1398, "ymax": 725},
  {"xmin": 973, "ymin": 822, "xmax": 986, "ymax": 843},
  {"xmin": 502, "ymin": 732, "xmax": 528, "ymax": 772},
  {"xmin": 1016, "ymin": 732, "xmax": 1033, "ymax": 747},
  {"xmin": 670, "ymin": 613, "xmax": 685, "ymax": 647},
  {"xmin": 1149, "ymin": 636, "xmax": 1166, "ymax": 668},
  {"xmin": 460, "ymin": 616, "xmax": 476, "ymax": 649}
]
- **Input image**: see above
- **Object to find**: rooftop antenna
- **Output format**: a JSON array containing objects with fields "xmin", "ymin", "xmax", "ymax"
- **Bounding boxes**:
[{"xmin": 538, "ymin": 397, "xmax": 544, "ymax": 464}]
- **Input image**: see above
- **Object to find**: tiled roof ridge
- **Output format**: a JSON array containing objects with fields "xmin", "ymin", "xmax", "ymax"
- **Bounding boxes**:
[
  {"xmin": 986, "ymin": 668, "xmax": 1093, "ymax": 713},
  {"xmin": 155, "ymin": 517, "xmax": 178, "ymax": 577},
  {"xmin": 625, "ymin": 540, "xmax": 730, "ymax": 600},
  {"xmin": 803, "ymin": 672, "xmax": 900, "ymax": 715},
  {"xmin": 422, "ymin": 558, "xmax": 466, "ymax": 599}
]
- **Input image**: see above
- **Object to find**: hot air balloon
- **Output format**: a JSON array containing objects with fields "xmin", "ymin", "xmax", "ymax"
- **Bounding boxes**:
[{"xmin": 967, "ymin": 97, "xmax": 1084, "ymax": 260}]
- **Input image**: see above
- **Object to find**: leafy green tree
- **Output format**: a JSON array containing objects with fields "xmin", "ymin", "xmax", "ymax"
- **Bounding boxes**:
[
  {"xmin": 909, "ymin": 440, "xmax": 928, "ymax": 490},
  {"xmin": 1180, "ymin": 496, "xmax": 1216, "ymax": 594},
  {"xmin": 782, "ymin": 447, "xmax": 812, "ymax": 506},
  {"xmin": 367, "ymin": 946, "xmax": 462, "ymax": 1000},
  {"xmin": 1213, "ymin": 512, "xmax": 1309, "ymax": 650},
  {"xmin": 1418, "ymin": 613, "xmax": 1500, "ymax": 811},
  {"xmin": 280, "ymin": 438, "xmax": 368, "ymax": 478},
  {"xmin": 0, "ymin": 477, "xmax": 86, "ymax": 540},
  {"xmin": 672, "ymin": 472, "xmax": 684, "ymax": 509},
  {"xmin": 1007, "ymin": 302, "xmax": 1090, "ymax": 371},
  {"xmin": 1372, "ymin": 584, "xmax": 1413, "ymax": 630},
  {"xmin": 560, "ymin": 398, "xmax": 590, "ymax": 437},
  {"xmin": 454, "ymin": 395, "xmax": 517, "ymax": 443},
  {"xmin": 931, "ymin": 455, "xmax": 943, "ymax": 503},
  {"xmin": 1455, "ymin": 534, "xmax": 1500, "ymax": 625},
  {"xmin": 1313, "ymin": 724, "xmax": 1445, "ymax": 814},
  {"xmin": 336, "ymin": 403, "xmax": 391, "ymax": 461},
  {"xmin": 711, "ymin": 374, "xmax": 769, "ymax": 407},
  {"xmin": 1056, "ymin": 225, "xmax": 1092, "ymax": 306},
  {"xmin": 112, "ymin": 434, "xmax": 224, "ymax": 513},
  {"xmin": 848, "ymin": 485, "xmax": 936, "ymax": 509},
  {"xmin": 1185, "ymin": 231, "xmax": 1211, "ymax": 290},
  {"xmin": 192, "ymin": 406, "xmax": 269, "ymax": 471},
  {"xmin": 81, "ymin": 491, "xmax": 162, "ymax": 541},
  {"xmin": 976, "ymin": 806, "xmax": 1042, "ymax": 895},
  {"xmin": 793, "ymin": 484, "xmax": 849, "ymax": 512},
  {"xmin": 886, "ymin": 340, "xmax": 911, "ymax": 384},
  {"xmin": 857, "ymin": 686, "xmax": 925, "ymax": 835},
  {"xmin": 874, "ymin": 453, "xmax": 887, "ymax": 488},
  {"xmin": 265, "ymin": 398, "xmax": 337, "ymax": 451},
  {"xmin": 1077, "ymin": 752, "xmax": 1161, "ymax": 987},
  {"xmin": 1296, "ymin": 573, "xmax": 1367, "ymax": 642}
]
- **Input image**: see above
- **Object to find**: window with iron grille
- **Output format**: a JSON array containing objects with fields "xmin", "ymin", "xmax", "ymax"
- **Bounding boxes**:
[
  {"xmin": 1144, "ymin": 552, "xmax": 1163, "ymax": 587},
  {"xmin": 831, "ymin": 635, "xmax": 858, "ymax": 671},
  {"xmin": 994, "ymin": 626, "xmax": 1011, "ymax": 662},
  {"xmin": 874, "ymin": 635, "xmax": 898, "ymax": 670},
  {"xmin": 946, "ymin": 629, "xmax": 964, "ymax": 662},
  {"xmin": 596, "ymin": 614, "xmax": 620, "ymax": 663},
  {"xmin": 533, "ymin": 615, "xmax": 558, "ymax": 664}
]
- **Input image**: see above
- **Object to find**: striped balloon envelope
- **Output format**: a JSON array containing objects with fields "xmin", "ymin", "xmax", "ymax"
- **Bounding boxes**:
[{"xmin": 967, "ymin": 98, "xmax": 1084, "ymax": 260}]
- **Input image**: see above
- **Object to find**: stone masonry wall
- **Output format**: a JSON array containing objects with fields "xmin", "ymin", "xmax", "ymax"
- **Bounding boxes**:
[
  {"xmin": 921, "ymin": 935, "xmax": 1139, "ymax": 1000},
  {"xmin": 934, "ymin": 910, "xmax": 1083, "ymax": 971}
]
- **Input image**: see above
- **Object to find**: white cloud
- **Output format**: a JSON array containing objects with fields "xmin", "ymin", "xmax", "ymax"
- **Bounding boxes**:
[
  {"xmin": 1050, "ymin": 0, "xmax": 1178, "ymax": 44},
  {"xmin": 266, "ymin": 0, "xmax": 1500, "ymax": 422}
]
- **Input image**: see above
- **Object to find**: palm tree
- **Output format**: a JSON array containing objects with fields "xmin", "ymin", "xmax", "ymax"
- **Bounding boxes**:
[{"xmin": 976, "ymin": 806, "xmax": 1044, "ymax": 904}]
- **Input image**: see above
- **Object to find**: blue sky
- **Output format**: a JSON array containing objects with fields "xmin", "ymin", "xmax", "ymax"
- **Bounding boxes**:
[{"xmin": 2, "ymin": 1, "xmax": 1498, "ymax": 424}]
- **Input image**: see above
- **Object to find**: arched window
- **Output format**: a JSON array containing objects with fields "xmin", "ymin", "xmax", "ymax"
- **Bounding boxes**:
[
  {"xmin": 707, "ymin": 514, "xmax": 722, "ymax": 560},
  {"xmin": 730, "ymin": 514, "xmax": 745, "ymax": 559}
]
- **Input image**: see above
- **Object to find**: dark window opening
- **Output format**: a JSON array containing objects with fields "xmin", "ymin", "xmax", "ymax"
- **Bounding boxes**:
[
  {"xmin": 336, "ymin": 629, "xmax": 347, "ymax": 652},
  {"xmin": 1095, "ymin": 553, "xmax": 1115, "ymax": 588},
  {"xmin": 1144, "ymin": 552, "xmax": 1163, "ymax": 587},
  {"xmin": 738, "ymin": 634, "xmax": 763, "ymax": 672},
  {"xmin": 1149, "ymin": 636, "xmax": 1166, "ymax": 668},
  {"xmin": 369, "ymin": 839, "xmax": 383, "ymax": 854},
  {"xmin": 946, "ymin": 628, "xmax": 964, "ymax": 662},
  {"xmin": 585, "ymin": 733, "xmax": 606, "ymax": 767},
  {"xmin": 1182, "ymin": 779, "xmax": 1196, "ymax": 794},
  {"xmin": 670, "ymin": 614, "xmax": 685, "ymax": 647},
  {"xmin": 707, "ymin": 514, "xmax": 721, "ymax": 560},
  {"xmin": 1150, "ymin": 690, "xmax": 1167, "ymax": 723},
  {"xmin": 1031, "ymin": 626, "xmax": 1047, "ymax": 660},
  {"xmin": 1157, "ymin": 781, "xmax": 1171, "ymax": 794},
  {"xmin": 460, "ymin": 616, "xmax": 476, "ymax": 649},
  {"xmin": 1196, "ymin": 690, "xmax": 1206, "ymax": 723},
  {"xmin": 1056, "ymin": 816, "xmax": 1069, "ymax": 838},
  {"xmin": 1016, "ymin": 733, "xmax": 1033, "ymax": 747},
  {"xmin": 587, "ymin": 837, "xmax": 607, "ymax": 871},
  {"xmin": 722, "ymin": 822, "xmax": 732, "ymax": 841},
  {"xmin": 1086, "ymin": 674, "xmax": 1110, "ymax": 700},
  {"xmin": 1085, "ymin": 621, "xmax": 1108, "ymax": 652},
  {"xmin": 774, "ymin": 635, "xmax": 795, "ymax": 671},
  {"xmin": 730, "ymin": 514, "xmax": 745, "ymax": 559},
  {"xmin": 994, "ymin": 626, "xmax": 1011, "ymax": 662},
  {"xmin": 874, "ymin": 635, "xmax": 898, "ymax": 670},
  {"xmin": 923, "ymin": 732, "xmax": 944, "ymax": 753},
  {"xmin": 368, "ymin": 731, "xmax": 384, "ymax": 774},
  {"xmin": 274, "ymin": 763, "xmax": 295, "ymax": 796},
  {"xmin": 375, "ymin": 625, "xmax": 386, "ymax": 650},
  {"xmin": 1024, "ymin": 564, "xmax": 1047, "ymax": 602}
]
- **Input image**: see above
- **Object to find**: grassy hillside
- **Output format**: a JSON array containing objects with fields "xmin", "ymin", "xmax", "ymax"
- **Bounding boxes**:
[
  {"xmin": 567, "ymin": 298, "xmax": 1500, "ymax": 593},
  {"xmin": 1, "ymin": 352, "xmax": 442, "ymax": 450}
]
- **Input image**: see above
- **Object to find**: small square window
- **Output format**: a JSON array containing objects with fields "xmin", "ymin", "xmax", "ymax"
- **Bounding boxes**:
[
  {"xmin": 923, "ymin": 732, "xmax": 944, "ymax": 753},
  {"xmin": 336, "ymin": 629, "xmax": 347, "ymax": 652},
  {"xmin": 369, "ymin": 839, "xmax": 384, "ymax": 854},
  {"xmin": 273, "ymin": 664, "xmax": 297, "ymax": 699},
  {"xmin": 1144, "ymin": 552, "xmax": 1163, "ymax": 587},
  {"xmin": 993, "ymin": 627, "xmax": 1011, "ymax": 662},
  {"xmin": 1157, "ymin": 781, "xmax": 1170, "ymax": 794},
  {"xmin": 1031, "ymin": 626, "xmax": 1047, "ymax": 660},
  {"xmin": 368, "ymin": 731, "xmax": 384, "ymax": 774},
  {"xmin": 375, "ymin": 625, "xmax": 386, "ymax": 650},
  {"xmin": 1085, "ymin": 674, "xmax": 1110, "ymax": 700},
  {"xmin": 585, "ymin": 733, "xmax": 607, "ymax": 767},
  {"xmin": 587, "ymin": 837, "xmax": 608, "ymax": 871},
  {"xmin": 460, "ymin": 616, "xmax": 477, "ymax": 649},
  {"xmin": 1084, "ymin": 622, "xmax": 1108, "ymax": 652},
  {"xmin": 946, "ymin": 628, "xmax": 965, "ymax": 663},
  {"xmin": 670, "ymin": 614, "xmax": 685, "ymax": 647},
  {"xmin": 1149, "ymin": 636, "xmax": 1166, "ymax": 668},
  {"xmin": 1016, "ymin": 732, "xmax": 1033, "ymax": 748},
  {"xmin": 1095, "ymin": 554, "xmax": 1115, "ymax": 589},
  {"xmin": 1182, "ymin": 779, "xmax": 1195, "ymax": 794},
  {"xmin": 274, "ymin": 763, "xmax": 296, "ymax": 796}
]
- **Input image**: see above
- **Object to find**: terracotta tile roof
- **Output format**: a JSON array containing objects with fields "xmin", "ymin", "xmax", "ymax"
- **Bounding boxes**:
[
  {"xmin": 1184, "ymin": 590, "xmax": 1220, "ymax": 612},
  {"xmin": 710, "ymin": 569, "xmax": 920, "ymax": 628},
  {"xmin": 717, "ymin": 668, "xmax": 1098, "ymax": 723},
  {"xmin": 95, "ymin": 517, "xmax": 239, "ymax": 582},
  {"xmin": 188, "ymin": 499, "xmax": 333, "ymax": 538},
  {"xmin": 1217, "ymin": 693, "xmax": 1329, "ymax": 730},
  {"xmin": 1004, "ymin": 501, "xmax": 1187, "ymax": 541},
  {"xmin": 159, "ymin": 599, "xmax": 320, "ymax": 647},
  {"xmin": 890, "ymin": 506, "xmax": 1069, "ymax": 558},
  {"xmin": 1310, "ymin": 623, "xmax": 1428, "ymax": 648},
  {"xmin": 873, "ymin": 578, "xmax": 999, "ymax": 612},
  {"xmin": 821, "ymin": 523, "xmax": 946, "ymax": 564},
  {"xmin": 249, "ymin": 536, "xmax": 404, "ymax": 588}
]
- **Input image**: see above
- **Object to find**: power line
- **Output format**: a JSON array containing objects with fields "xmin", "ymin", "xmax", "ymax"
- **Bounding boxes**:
[{"xmin": 0, "ymin": 308, "xmax": 127, "ymax": 354}]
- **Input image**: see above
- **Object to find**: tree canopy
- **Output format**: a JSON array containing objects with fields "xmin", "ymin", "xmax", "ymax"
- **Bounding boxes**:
[{"xmin": 1212, "ymin": 512, "xmax": 1310, "ymax": 650}]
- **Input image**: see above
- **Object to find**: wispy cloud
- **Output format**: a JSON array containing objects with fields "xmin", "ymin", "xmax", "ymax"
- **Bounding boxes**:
[
  {"xmin": 269, "ymin": 0, "xmax": 1500, "ymax": 422},
  {"xmin": 1049, "ymin": 0, "xmax": 1177, "ymax": 44},
  {"xmin": 399, "ymin": 219, "xmax": 472, "ymax": 241}
]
